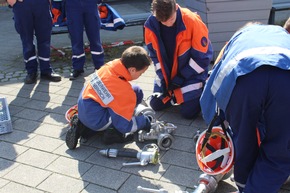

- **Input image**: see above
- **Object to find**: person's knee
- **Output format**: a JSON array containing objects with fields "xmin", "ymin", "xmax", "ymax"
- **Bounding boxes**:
[
  {"xmin": 149, "ymin": 94, "xmax": 171, "ymax": 111},
  {"xmin": 180, "ymin": 99, "xmax": 201, "ymax": 119}
]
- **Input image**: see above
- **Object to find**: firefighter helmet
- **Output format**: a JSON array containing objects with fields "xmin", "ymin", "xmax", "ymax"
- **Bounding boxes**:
[
  {"xmin": 65, "ymin": 104, "xmax": 78, "ymax": 124},
  {"xmin": 196, "ymin": 126, "xmax": 234, "ymax": 175}
]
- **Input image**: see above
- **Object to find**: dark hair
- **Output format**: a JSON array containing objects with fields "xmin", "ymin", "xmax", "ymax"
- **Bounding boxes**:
[
  {"xmin": 120, "ymin": 46, "xmax": 152, "ymax": 71},
  {"xmin": 151, "ymin": 0, "xmax": 176, "ymax": 22}
]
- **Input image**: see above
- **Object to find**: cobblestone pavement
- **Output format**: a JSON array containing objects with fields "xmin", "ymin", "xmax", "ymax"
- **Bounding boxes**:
[{"xmin": 1, "ymin": 4, "xmax": 290, "ymax": 193}]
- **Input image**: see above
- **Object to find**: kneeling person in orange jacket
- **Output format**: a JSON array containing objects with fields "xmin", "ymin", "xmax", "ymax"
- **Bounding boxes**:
[{"xmin": 66, "ymin": 46, "xmax": 152, "ymax": 149}]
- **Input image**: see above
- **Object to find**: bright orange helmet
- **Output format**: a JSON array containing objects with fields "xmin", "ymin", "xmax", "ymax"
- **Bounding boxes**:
[{"xmin": 196, "ymin": 126, "xmax": 234, "ymax": 175}]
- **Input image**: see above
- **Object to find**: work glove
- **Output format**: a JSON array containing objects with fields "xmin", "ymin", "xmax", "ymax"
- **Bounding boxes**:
[
  {"xmin": 168, "ymin": 75, "xmax": 184, "ymax": 91},
  {"xmin": 140, "ymin": 115, "xmax": 151, "ymax": 132}
]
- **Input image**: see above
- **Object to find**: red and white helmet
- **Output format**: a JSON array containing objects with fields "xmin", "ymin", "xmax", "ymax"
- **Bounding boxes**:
[
  {"xmin": 196, "ymin": 126, "xmax": 234, "ymax": 175},
  {"xmin": 65, "ymin": 104, "xmax": 78, "ymax": 125}
]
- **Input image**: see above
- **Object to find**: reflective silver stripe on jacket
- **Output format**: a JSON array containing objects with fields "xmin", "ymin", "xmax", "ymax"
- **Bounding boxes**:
[
  {"xmin": 90, "ymin": 73, "xmax": 114, "ymax": 105},
  {"xmin": 181, "ymin": 82, "xmax": 203, "ymax": 94},
  {"xmin": 189, "ymin": 58, "xmax": 204, "ymax": 74}
]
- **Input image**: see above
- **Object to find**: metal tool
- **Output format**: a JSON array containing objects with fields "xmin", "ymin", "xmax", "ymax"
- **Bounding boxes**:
[
  {"xmin": 137, "ymin": 170, "xmax": 233, "ymax": 193},
  {"xmin": 138, "ymin": 120, "xmax": 176, "ymax": 151},
  {"xmin": 99, "ymin": 143, "xmax": 159, "ymax": 166}
]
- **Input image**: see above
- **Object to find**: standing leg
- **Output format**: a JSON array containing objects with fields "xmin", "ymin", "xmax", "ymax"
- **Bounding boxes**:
[
  {"xmin": 66, "ymin": 0, "xmax": 86, "ymax": 79},
  {"xmin": 226, "ymin": 66, "xmax": 290, "ymax": 193},
  {"xmin": 83, "ymin": 0, "xmax": 104, "ymax": 70},
  {"xmin": 13, "ymin": 1, "xmax": 38, "ymax": 83},
  {"xmin": 34, "ymin": 0, "xmax": 52, "ymax": 74},
  {"xmin": 34, "ymin": 0, "xmax": 61, "ymax": 82}
]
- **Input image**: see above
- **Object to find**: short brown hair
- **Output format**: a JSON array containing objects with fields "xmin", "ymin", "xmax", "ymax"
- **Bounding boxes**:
[
  {"xmin": 121, "ymin": 46, "xmax": 152, "ymax": 71},
  {"xmin": 151, "ymin": 0, "xmax": 176, "ymax": 22}
]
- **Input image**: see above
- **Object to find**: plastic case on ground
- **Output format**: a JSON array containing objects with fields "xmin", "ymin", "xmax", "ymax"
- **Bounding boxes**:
[{"xmin": 0, "ymin": 97, "xmax": 12, "ymax": 134}]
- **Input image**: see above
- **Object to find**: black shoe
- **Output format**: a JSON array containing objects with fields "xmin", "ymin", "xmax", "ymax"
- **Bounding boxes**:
[
  {"xmin": 102, "ymin": 128, "xmax": 134, "ymax": 145},
  {"xmin": 69, "ymin": 69, "xmax": 84, "ymax": 80},
  {"xmin": 24, "ymin": 73, "xmax": 37, "ymax": 84},
  {"xmin": 41, "ymin": 72, "xmax": 61, "ymax": 82},
  {"xmin": 66, "ymin": 115, "xmax": 81, "ymax": 149}
]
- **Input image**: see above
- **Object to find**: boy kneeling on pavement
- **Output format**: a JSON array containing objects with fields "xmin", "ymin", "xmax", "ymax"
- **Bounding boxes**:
[{"xmin": 66, "ymin": 46, "xmax": 152, "ymax": 149}]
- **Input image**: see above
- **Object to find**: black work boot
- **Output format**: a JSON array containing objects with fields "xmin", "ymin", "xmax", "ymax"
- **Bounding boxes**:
[
  {"xmin": 69, "ymin": 69, "xmax": 84, "ymax": 80},
  {"xmin": 24, "ymin": 73, "xmax": 37, "ymax": 84},
  {"xmin": 65, "ymin": 114, "xmax": 81, "ymax": 149},
  {"xmin": 102, "ymin": 128, "xmax": 134, "ymax": 145}
]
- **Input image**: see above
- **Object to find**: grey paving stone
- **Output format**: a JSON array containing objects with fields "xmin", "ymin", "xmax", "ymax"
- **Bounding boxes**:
[
  {"xmin": 160, "ymin": 165, "xmax": 202, "ymax": 189},
  {"xmin": 118, "ymin": 174, "xmax": 186, "ymax": 193},
  {"xmin": 31, "ymin": 92, "xmax": 59, "ymax": 102},
  {"xmin": 121, "ymin": 162, "xmax": 169, "ymax": 180},
  {"xmin": 12, "ymin": 118, "xmax": 40, "ymax": 132},
  {"xmin": 173, "ymin": 123, "xmax": 196, "ymax": 139},
  {"xmin": 0, "ymin": 158, "xmax": 19, "ymax": 177},
  {"xmin": 0, "ymin": 178, "xmax": 9, "ymax": 189},
  {"xmin": 46, "ymin": 103, "xmax": 73, "ymax": 116},
  {"xmin": 0, "ymin": 141, "xmax": 28, "ymax": 160},
  {"xmin": 159, "ymin": 111, "xmax": 193, "ymax": 126},
  {"xmin": 15, "ymin": 149, "xmax": 58, "ymax": 168},
  {"xmin": 171, "ymin": 136, "xmax": 196, "ymax": 153},
  {"xmin": 56, "ymin": 87, "xmax": 81, "ymax": 98},
  {"xmin": 53, "ymin": 143, "xmax": 97, "ymax": 161},
  {"xmin": 3, "ymin": 164, "xmax": 51, "ymax": 187},
  {"xmin": 22, "ymin": 100, "xmax": 51, "ymax": 111},
  {"xmin": 81, "ymin": 183, "xmax": 117, "ymax": 193},
  {"xmin": 23, "ymin": 135, "xmax": 64, "ymax": 152},
  {"xmin": 0, "ymin": 85, "xmax": 18, "ymax": 94},
  {"xmin": 0, "ymin": 129, "xmax": 36, "ymax": 144},
  {"xmin": 0, "ymin": 182, "xmax": 45, "ymax": 193},
  {"xmin": 46, "ymin": 156, "xmax": 92, "ymax": 178},
  {"xmin": 160, "ymin": 149, "xmax": 198, "ymax": 170},
  {"xmin": 49, "ymin": 95, "xmax": 78, "ymax": 106},
  {"xmin": 33, "ymin": 84, "xmax": 64, "ymax": 94},
  {"xmin": 33, "ymin": 123, "xmax": 67, "ymax": 139},
  {"xmin": 40, "ymin": 113, "xmax": 67, "ymax": 126},
  {"xmin": 7, "ymin": 96, "xmax": 30, "ymax": 107},
  {"xmin": 82, "ymin": 165, "xmax": 130, "ymax": 190},
  {"xmin": 37, "ymin": 173, "xmax": 87, "ymax": 193},
  {"xmin": 14, "ymin": 109, "xmax": 47, "ymax": 121}
]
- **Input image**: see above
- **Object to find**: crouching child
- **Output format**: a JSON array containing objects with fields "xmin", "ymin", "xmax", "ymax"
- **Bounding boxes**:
[{"xmin": 66, "ymin": 46, "xmax": 152, "ymax": 149}]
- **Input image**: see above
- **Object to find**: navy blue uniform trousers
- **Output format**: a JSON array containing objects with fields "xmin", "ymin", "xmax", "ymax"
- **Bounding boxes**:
[
  {"xmin": 12, "ymin": 0, "xmax": 53, "ymax": 75},
  {"xmin": 65, "ymin": 0, "xmax": 104, "ymax": 70},
  {"xmin": 225, "ymin": 65, "xmax": 290, "ymax": 193}
]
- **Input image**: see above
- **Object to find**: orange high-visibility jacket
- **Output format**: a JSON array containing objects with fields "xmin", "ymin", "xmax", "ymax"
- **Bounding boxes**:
[{"xmin": 144, "ymin": 6, "xmax": 213, "ymax": 104}]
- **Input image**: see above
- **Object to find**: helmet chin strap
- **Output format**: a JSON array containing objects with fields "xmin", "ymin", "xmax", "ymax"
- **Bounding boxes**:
[{"xmin": 201, "ymin": 147, "xmax": 230, "ymax": 164}]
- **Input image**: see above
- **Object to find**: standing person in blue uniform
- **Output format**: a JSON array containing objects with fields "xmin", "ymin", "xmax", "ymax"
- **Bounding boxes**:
[
  {"xmin": 200, "ymin": 22, "xmax": 290, "ymax": 193},
  {"xmin": 65, "ymin": 0, "xmax": 104, "ymax": 80},
  {"xmin": 6, "ymin": 0, "xmax": 61, "ymax": 84},
  {"xmin": 66, "ymin": 46, "xmax": 152, "ymax": 149},
  {"xmin": 144, "ymin": 0, "xmax": 213, "ymax": 119}
]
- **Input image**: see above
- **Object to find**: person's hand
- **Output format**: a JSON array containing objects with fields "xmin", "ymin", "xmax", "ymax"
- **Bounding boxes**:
[
  {"xmin": 160, "ymin": 79, "xmax": 169, "ymax": 96},
  {"xmin": 168, "ymin": 76, "xmax": 184, "ymax": 91}
]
